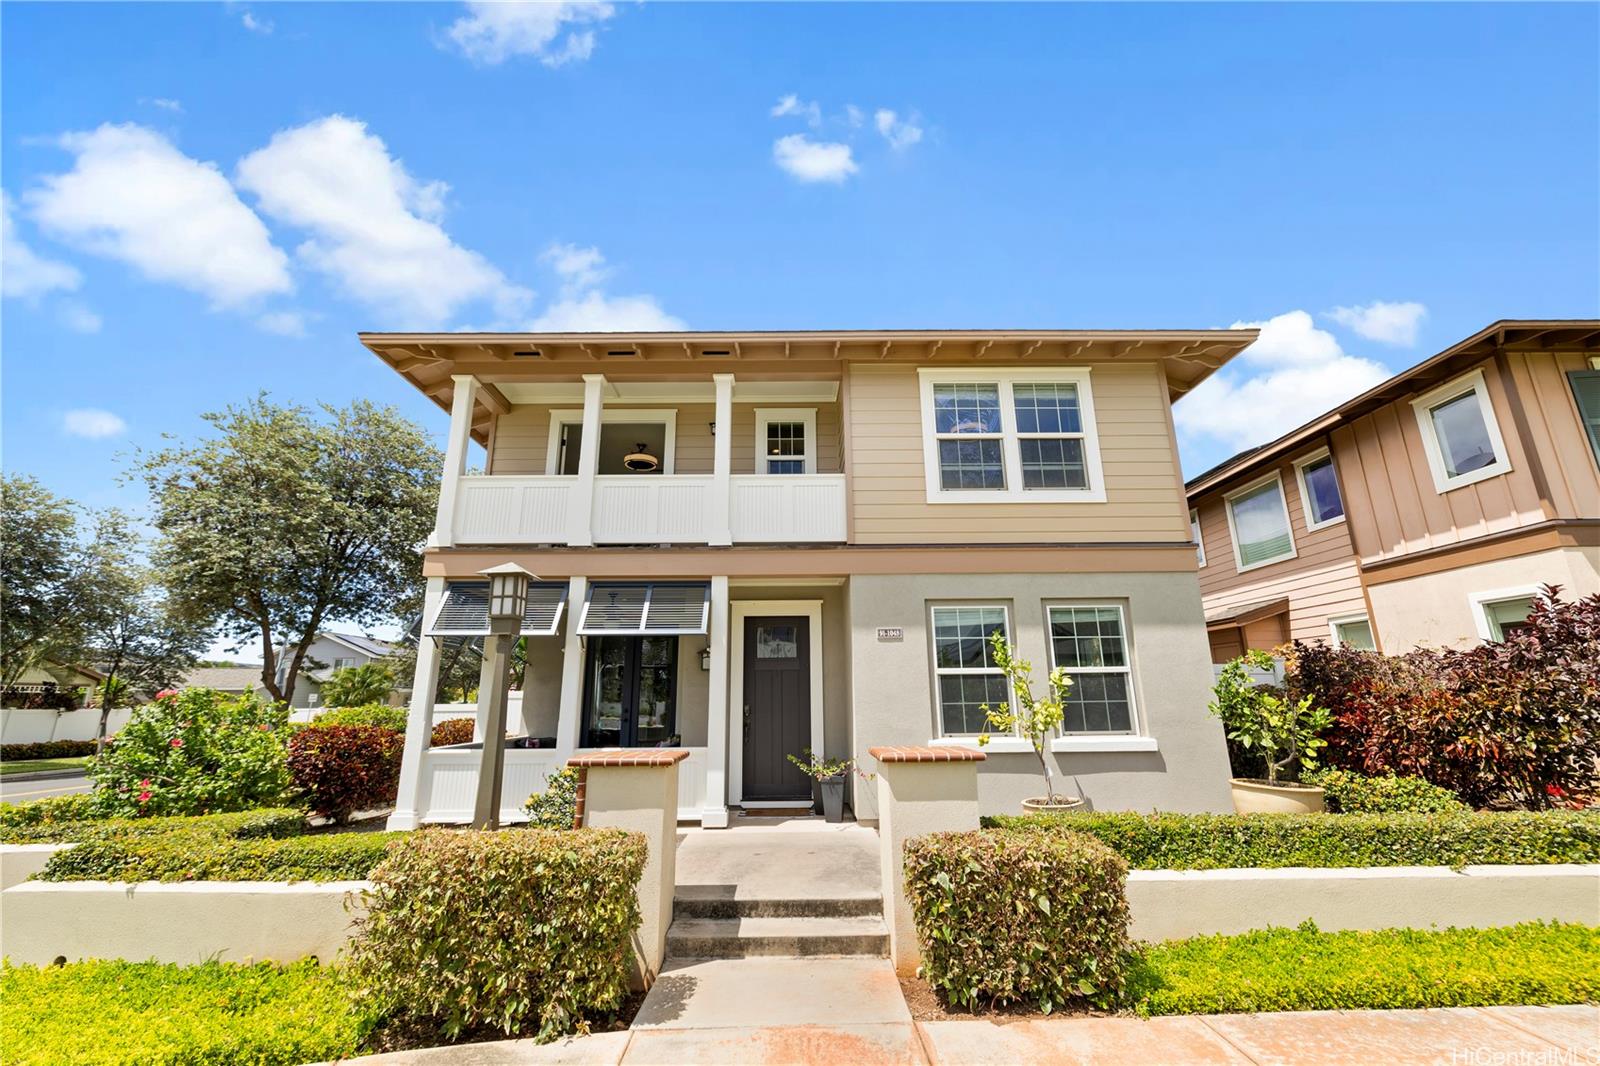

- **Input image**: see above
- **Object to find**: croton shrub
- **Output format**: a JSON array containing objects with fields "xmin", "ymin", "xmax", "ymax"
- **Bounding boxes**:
[
  {"xmin": 287, "ymin": 724, "xmax": 403, "ymax": 824},
  {"xmin": 429, "ymin": 717, "xmax": 475, "ymax": 747},
  {"xmin": 903, "ymin": 828, "xmax": 1130, "ymax": 1013},
  {"xmin": 347, "ymin": 828, "xmax": 647, "ymax": 1043}
]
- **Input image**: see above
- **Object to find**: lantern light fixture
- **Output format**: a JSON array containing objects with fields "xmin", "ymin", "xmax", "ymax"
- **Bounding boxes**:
[{"xmin": 479, "ymin": 562, "xmax": 538, "ymax": 622}]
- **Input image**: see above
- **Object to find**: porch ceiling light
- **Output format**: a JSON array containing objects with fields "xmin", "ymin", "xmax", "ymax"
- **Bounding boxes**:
[
  {"xmin": 623, "ymin": 442, "xmax": 660, "ymax": 472},
  {"xmin": 480, "ymin": 562, "xmax": 539, "ymax": 622}
]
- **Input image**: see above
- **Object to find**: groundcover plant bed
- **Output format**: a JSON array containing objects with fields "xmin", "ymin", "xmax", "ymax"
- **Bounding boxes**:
[
  {"xmin": 985, "ymin": 810, "xmax": 1600, "ymax": 868},
  {"xmin": 0, "ymin": 803, "xmax": 307, "ymax": 845},
  {"xmin": 40, "ymin": 824, "xmax": 403, "ymax": 882},
  {"xmin": 0, "ymin": 959, "xmax": 370, "ymax": 1066},
  {"xmin": 1129, "ymin": 921, "xmax": 1600, "ymax": 1016}
]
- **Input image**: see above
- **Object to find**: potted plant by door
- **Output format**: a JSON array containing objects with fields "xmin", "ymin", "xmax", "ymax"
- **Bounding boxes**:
[
  {"xmin": 978, "ymin": 631, "xmax": 1085, "ymax": 814},
  {"xmin": 787, "ymin": 749, "xmax": 859, "ymax": 823},
  {"xmin": 1209, "ymin": 650, "xmax": 1333, "ymax": 814}
]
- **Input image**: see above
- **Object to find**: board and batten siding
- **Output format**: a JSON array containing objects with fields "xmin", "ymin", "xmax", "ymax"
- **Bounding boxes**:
[
  {"xmin": 486, "ymin": 402, "xmax": 842, "ymax": 476},
  {"xmin": 843, "ymin": 361, "xmax": 1192, "ymax": 545},
  {"xmin": 1193, "ymin": 455, "xmax": 1368, "ymax": 646},
  {"xmin": 1501, "ymin": 350, "xmax": 1600, "ymax": 522}
]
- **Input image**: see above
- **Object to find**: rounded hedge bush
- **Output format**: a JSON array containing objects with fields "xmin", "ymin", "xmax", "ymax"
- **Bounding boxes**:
[
  {"xmin": 314, "ymin": 703, "xmax": 408, "ymax": 734},
  {"xmin": 287, "ymin": 724, "xmax": 403, "ymax": 824},
  {"xmin": 429, "ymin": 717, "xmax": 474, "ymax": 747},
  {"xmin": 1304, "ymin": 767, "xmax": 1466, "ymax": 814}
]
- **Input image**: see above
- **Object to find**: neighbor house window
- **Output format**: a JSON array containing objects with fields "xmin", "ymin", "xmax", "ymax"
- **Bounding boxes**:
[
  {"xmin": 1569, "ymin": 370, "xmax": 1600, "ymax": 468},
  {"xmin": 1294, "ymin": 448, "xmax": 1345, "ymax": 530},
  {"xmin": 1411, "ymin": 369, "xmax": 1512, "ymax": 493},
  {"xmin": 918, "ymin": 369, "xmax": 1105, "ymax": 503},
  {"xmin": 1047, "ymin": 605, "xmax": 1136, "ymax": 734},
  {"xmin": 1190, "ymin": 508, "xmax": 1206, "ymax": 567},
  {"xmin": 331, "ymin": 657, "xmax": 357, "ymax": 671},
  {"xmin": 1224, "ymin": 473, "xmax": 1297, "ymax": 571},
  {"xmin": 754, "ymin": 409, "xmax": 817, "ymax": 475},
  {"xmin": 929, "ymin": 605, "xmax": 1011, "ymax": 736},
  {"xmin": 1329, "ymin": 615, "xmax": 1376, "ymax": 651},
  {"xmin": 1471, "ymin": 589, "xmax": 1540, "ymax": 643}
]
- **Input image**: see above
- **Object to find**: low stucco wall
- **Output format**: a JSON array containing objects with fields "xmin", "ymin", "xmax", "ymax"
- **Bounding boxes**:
[
  {"xmin": 1126, "ymin": 864, "xmax": 1600, "ymax": 942},
  {"xmin": 0, "ymin": 844, "xmax": 71, "ymax": 890},
  {"xmin": 0, "ymin": 880, "xmax": 368, "ymax": 966}
]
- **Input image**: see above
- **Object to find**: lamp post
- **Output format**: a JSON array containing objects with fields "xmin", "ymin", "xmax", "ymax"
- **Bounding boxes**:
[{"xmin": 471, "ymin": 562, "xmax": 535, "ymax": 829}]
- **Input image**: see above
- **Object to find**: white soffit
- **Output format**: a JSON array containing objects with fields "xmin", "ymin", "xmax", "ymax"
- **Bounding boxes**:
[{"xmin": 497, "ymin": 380, "xmax": 840, "ymax": 405}]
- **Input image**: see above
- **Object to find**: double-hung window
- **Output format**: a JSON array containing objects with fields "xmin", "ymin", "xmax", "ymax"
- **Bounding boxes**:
[
  {"xmin": 929, "ymin": 605, "xmax": 1011, "ymax": 738},
  {"xmin": 1328, "ymin": 615, "xmax": 1377, "ymax": 651},
  {"xmin": 1190, "ymin": 508, "xmax": 1206, "ymax": 567},
  {"xmin": 1047, "ymin": 605, "xmax": 1136, "ymax": 734},
  {"xmin": 1411, "ymin": 369, "xmax": 1512, "ymax": 493},
  {"xmin": 1224, "ymin": 472, "xmax": 1297, "ymax": 571},
  {"xmin": 754, "ymin": 409, "xmax": 817, "ymax": 475},
  {"xmin": 1294, "ymin": 448, "xmax": 1345, "ymax": 530},
  {"xmin": 918, "ymin": 369, "xmax": 1105, "ymax": 503}
]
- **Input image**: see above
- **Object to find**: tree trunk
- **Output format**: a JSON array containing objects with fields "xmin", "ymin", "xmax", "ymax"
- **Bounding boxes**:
[
  {"xmin": 1036, "ymin": 743, "xmax": 1056, "ymax": 802},
  {"xmin": 258, "ymin": 623, "xmax": 285, "ymax": 703}
]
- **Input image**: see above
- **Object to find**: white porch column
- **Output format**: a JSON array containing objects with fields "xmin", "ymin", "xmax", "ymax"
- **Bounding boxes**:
[
  {"xmin": 701, "ymin": 574, "xmax": 731, "ymax": 827},
  {"xmin": 431, "ymin": 375, "xmax": 479, "ymax": 549},
  {"xmin": 566, "ymin": 374, "xmax": 606, "ymax": 547},
  {"xmin": 554, "ymin": 575, "xmax": 589, "ymax": 758},
  {"xmin": 388, "ymin": 577, "xmax": 446, "ymax": 830},
  {"xmin": 709, "ymin": 373, "xmax": 734, "ymax": 547}
]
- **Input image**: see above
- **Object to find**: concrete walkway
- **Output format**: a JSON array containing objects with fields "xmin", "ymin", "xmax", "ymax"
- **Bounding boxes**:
[{"xmin": 349, "ymin": 1003, "xmax": 1598, "ymax": 1064}]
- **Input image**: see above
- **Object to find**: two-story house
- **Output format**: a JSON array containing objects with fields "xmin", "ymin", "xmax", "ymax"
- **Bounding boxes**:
[
  {"xmin": 1187, "ymin": 320, "xmax": 1600, "ymax": 662},
  {"xmin": 364, "ymin": 329, "xmax": 1259, "ymax": 827}
]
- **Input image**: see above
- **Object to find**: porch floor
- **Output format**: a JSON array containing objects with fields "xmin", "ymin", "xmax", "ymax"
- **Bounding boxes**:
[{"xmin": 674, "ymin": 818, "xmax": 880, "ymax": 903}]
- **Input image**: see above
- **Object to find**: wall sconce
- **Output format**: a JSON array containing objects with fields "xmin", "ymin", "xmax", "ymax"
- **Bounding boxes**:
[{"xmin": 699, "ymin": 645, "xmax": 711, "ymax": 671}]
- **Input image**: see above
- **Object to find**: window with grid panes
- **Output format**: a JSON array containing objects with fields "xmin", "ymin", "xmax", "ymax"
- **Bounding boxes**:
[
  {"xmin": 1047, "ymin": 605, "xmax": 1136, "ymax": 733},
  {"xmin": 929, "ymin": 605, "xmax": 1011, "ymax": 736},
  {"xmin": 931, "ymin": 383, "xmax": 1006, "ymax": 490}
]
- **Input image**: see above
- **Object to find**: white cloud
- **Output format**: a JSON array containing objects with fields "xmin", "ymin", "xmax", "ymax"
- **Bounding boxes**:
[
  {"xmin": 62, "ymin": 408, "xmax": 126, "ymax": 439},
  {"xmin": 772, "ymin": 134, "xmax": 857, "ymax": 184},
  {"xmin": 236, "ymin": 115, "xmax": 532, "ymax": 325},
  {"xmin": 528, "ymin": 290, "xmax": 683, "ymax": 332},
  {"xmin": 240, "ymin": 10, "xmax": 273, "ymax": 34},
  {"xmin": 542, "ymin": 242, "xmax": 609, "ymax": 288},
  {"xmin": 845, "ymin": 104, "xmax": 865, "ymax": 128},
  {"xmin": 1325, "ymin": 300, "xmax": 1428, "ymax": 347},
  {"xmin": 145, "ymin": 97, "xmax": 184, "ymax": 113},
  {"xmin": 771, "ymin": 94, "xmax": 822, "ymax": 128},
  {"xmin": 444, "ymin": 1, "xmax": 615, "ymax": 67},
  {"xmin": 874, "ymin": 108, "xmax": 923, "ymax": 151},
  {"xmin": 28, "ymin": 124, "xmax": 291, "ymax": 308},
  {"xmin": 2, "ymin": 190, "xmax": 82, "ymax": 301},
  {"xmin": 1174, "ymin": 310, "xmax": 1391, "ymax": 451},
  {"xmin": 256, "ymin": 310, "xmax": 307, "ymax": 337},
  {"xmin": 59, "ymin": 302, "xmax": 103, "ymax": 334}
]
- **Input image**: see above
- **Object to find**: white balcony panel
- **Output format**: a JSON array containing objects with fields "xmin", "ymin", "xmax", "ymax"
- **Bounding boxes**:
[
  {"xmin": 729, "ymin": 474, "xmax": 848, "ymax": 543},
  {"xmin": 592, "ymin": 475, "xmax": 713, "ymax": 544},
  {"xmin": 454, "ymin": 476, "xmax": 572, "ymax": 545}
]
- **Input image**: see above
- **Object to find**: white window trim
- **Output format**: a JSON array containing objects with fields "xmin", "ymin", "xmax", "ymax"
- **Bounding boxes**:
[
  {"xmin": 545, "ymin": 408, "xmax": 678, "ymax": 475},
  {"xmin": 916, "ymin": 368, "xmax": 1107, "ymax": 504},
  {"xmin": 1223, "ymin": 471, "xmax": 1298, "ymax": 573},
  {"xmin": 1468, "ymin": 585, "xmax": 1543, "ymax": 642},
  {"xmin": 1044, "ymin": 602, "xmax": 1141, "ymax": 739},
  {"xmin": 928, "ymin": 602, "xmax": 1016, "ymax": 741},
  {"xmin": 753, "ymin": 408, "xmax": 817, "ymax": 475},
  {"xmin": 1410, "ymin": 369, "xmax": 1513, "ymax": 494},
  {"xmin": 1293, "ymin": 447, "xmax": 1346, "ymax": 532},
  {"xmin": 1327, "ymin": 613, "xmax": 1375, "ymax": 650},
  {"xmin": 1190, "ymin": 507, "xmax": 1206, "ymax": 567}
]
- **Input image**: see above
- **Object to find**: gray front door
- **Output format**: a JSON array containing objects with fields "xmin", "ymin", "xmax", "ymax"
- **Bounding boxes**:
[{"xmin": 742, "ymin": 616, "xmax": 812, "ymax": 802}]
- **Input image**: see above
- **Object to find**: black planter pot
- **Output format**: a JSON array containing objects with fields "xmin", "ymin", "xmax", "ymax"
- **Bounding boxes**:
[{"xmin": 819, "ymin": 775, "xmax": 846, "ymax": 823}]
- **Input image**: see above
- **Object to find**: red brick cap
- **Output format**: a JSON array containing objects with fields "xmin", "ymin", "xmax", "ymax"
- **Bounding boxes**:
[
  {"xmin": 869, "ymin": 745, "xmax": 987, "ymax": 764},
  {"xmin": 566, "ymin": 748, "xmax": 691, "ymax": 768}
]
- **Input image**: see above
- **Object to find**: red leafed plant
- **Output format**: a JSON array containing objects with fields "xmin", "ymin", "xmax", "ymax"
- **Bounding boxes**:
[
  {"xmin": 429, "ymin": 717, "xmax": 475, "ymax": 747},
  {"xmin": 287, "ymin": 724, "xmax": 403, "ymax": 824}
]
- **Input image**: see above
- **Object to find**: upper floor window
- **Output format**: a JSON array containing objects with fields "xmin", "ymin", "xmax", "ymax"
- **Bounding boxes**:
[
  {"xmin": 917, "ymin": 369, "xmax": 1105, "ymax": 503},
  {"xmin": 1568, "ymin": 370, "xmax": 1600, "ymax": 468},
  {"xmin": 331, "ymin": 657, "xmax": 357, "ymax": 671},
  {"xmin": 1190, "ymin": 508, "xmax": 1206, "ymax": 567},
  {"xmin": 1224, "ymin": 472, "xmax": 1297, "ymax": 572},
  {"xmin": 754, "ymin": 408, "xmax": 817, "ymax": 475},
  {"xmin": 1293, "ymin": 448, "xmax": 1345, "ymax": 530},
  {"xmin": 1410, "ymin": 369, "xmax": 1512, "ymax": 493}
]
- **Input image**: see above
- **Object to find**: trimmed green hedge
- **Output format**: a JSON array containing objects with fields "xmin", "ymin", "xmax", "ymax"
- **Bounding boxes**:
[
  {"xmin": 903, "ymin": 829, "xmax": 1130, "ymax": 1012},
  {"xmin": 985, "ymin": 810, "xmax": 1600, "ymax": 869},
  {"xmin": 0, "ymin": 959, "xmax": 369, "ymax": 1066},
  {"xmin": 40, "ymin": 827, "xmax": 402, "ymax": 882},
  {"xmin": 1, "ymin": 739, "xmax": 99, "ymax": 761},
  {"xmin": 1131, "ymin": 922, "xmax": 1600, "ymax": 1016},
  {"xmin": 1304, "ymin": 768, "xmax": 1466, "ymax": 814},
  {"xmin": 0, "ymin": 802, "xmax": 307, "ymax": 845}
]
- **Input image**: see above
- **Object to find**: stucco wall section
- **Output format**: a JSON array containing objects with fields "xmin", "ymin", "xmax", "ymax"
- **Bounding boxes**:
[{"xmin": 846, "ymin": 571, "xmax": 1232, "ymax": 819}]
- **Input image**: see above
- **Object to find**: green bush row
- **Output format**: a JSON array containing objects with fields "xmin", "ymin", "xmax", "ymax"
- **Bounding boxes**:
[
  {"xmin": 1130, "ymin": 921, "xmax": 1600, "ymax": 1016},
  {"xmin": 903, "ymin": 829, "xmax": 1130, "ymax": 1013},
  {"xmin": 0, "ymin": 959, "xmax": 370, "ymax": 1066},
  {"xmin": 39, "ymin": 827, "xmax": 401, "ymax": 882},
  {"xmin": 1, "ymin": 739, "xmax": 99, "ymax": 761},
  {"xmin": 984, "ymin": 810, "xmax": 1600, "ymax": 869},
  {"xmin": 0, "ymin": 801, "xmax": 308, "ymax": 845}
]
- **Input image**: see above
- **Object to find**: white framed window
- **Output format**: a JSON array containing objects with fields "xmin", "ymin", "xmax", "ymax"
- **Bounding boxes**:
[
  {"xmin": 1224, "ymin": 472, "xmax": 1297, "ymax": 572},
  {"xmin": 753, "ymin": 408, "xmax": 817, "ymax": 475},
  {"xmin": 1046, "ymin": 604, "xmax": 1137, "ymax": 735},
  {"xmin": 1328, "ymin": 614, "xmax": 1376, "ymax": 651},
  {"xmin": 545, "ymin": 409, "xmax": 678, "ymax": 475},
  {"xmin": 1469, "ymin": 586, "xmax": 1542, "ymax": 642},
  {"xmin": 1190, "ymin": 508, "xmax": 1206, "ymax": 567},
  {"xmin": 917, "ymin": 368, "xmax": 1106, "ymax": 504},
  {"xmin": 1293, "ymin": 448, "xmax": 1345, "ymax": 531},
  {"xmin": 928, "ymin": 604, "xmax": 1014, "ymax": 740},
  {"xmin": 1410, "ymin": 369, "xmax": 1512, "ymax": 493},
  {"xmin": 331, "ymin": 657, "xmax": 358, "ymax": 671}
]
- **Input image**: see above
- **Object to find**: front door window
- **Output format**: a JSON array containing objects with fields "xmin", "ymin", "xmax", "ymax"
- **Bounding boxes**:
[{"xmin": 583, "ymin": 635, "xmax": 678, "ymax": 747}]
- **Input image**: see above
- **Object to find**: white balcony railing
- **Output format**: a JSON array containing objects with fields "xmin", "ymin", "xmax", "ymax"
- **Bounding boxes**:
[{"xmin": 449, "ymin": 473, "xmax": 846, "ymax": 546}]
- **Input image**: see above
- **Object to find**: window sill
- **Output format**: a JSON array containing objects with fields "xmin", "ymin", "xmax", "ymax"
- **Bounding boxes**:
[
  {"xmin": 1050, "ymin": 735, "xmax": 1158, "ymax": 753},
  {"xmin": 1432, "ymin": 460, "xmax": 1513, "ymax": 495},
  {"xmin": 931, "ymin": 737, "xmax": 1034, "ymax": 754}
]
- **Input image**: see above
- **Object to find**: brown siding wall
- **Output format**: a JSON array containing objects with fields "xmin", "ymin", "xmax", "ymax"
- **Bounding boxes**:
[
  {"xmin": 843, "ymin": 361, "xmax": 1191, "ymax": 544},
  {"xmin": 1502, "ymin": 350, "xmax": 1600, "ymax": 521}
]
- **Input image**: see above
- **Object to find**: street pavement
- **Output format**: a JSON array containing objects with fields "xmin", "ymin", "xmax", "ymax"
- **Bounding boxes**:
[{"xmin": 0, "ymin": 771, "xmax": 92, "ymax": 804}]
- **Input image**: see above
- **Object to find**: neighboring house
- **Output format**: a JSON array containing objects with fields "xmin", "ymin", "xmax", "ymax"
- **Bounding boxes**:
[
  {"xmin": 179, "ymin": 666, "xmax": 273, "ymax": 698},
  {"xmin": 363, "ymin": 327, "xmax": 1262, "ymax": 827},
  {"xmin": 272, "ymin": 631, "xmax": 402, "ymax": 708},
  {"xmin": 1186, "ymin": 320, "xmax": 1600, "ymax": 662}
]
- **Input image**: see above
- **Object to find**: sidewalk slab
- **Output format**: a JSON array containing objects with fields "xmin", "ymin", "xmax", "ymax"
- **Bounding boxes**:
[
  {"xmin": 623, "ymin": 1024, "xmax": 922, "ymax": 1065},
  {"xmin": 633, "ymin": 957, "xmax": 910, "ymax": 1030},
  {"xmin": 918, "ymin": 1016, "xmax": 1251, "ymax": 1065},
  {"xmin": 344, "ymin": 1030, "xmax": 631, "ymax": 1065},
  {"xmin": 1478, "ymin": 1005, "xmax": 1600, "ymax": 1055},
  {"xmin": 1198, "ymin": 1007, "xmax": 1571, "ymax": 1065}
]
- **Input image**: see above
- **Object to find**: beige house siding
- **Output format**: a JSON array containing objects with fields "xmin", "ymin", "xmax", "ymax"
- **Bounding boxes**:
[{"xmin": 844, "ymin": 361, "xmax": 1192, "ymax": 544}]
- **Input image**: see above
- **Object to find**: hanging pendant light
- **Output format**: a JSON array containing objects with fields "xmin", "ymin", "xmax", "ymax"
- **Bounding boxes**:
[{"xmin": 623, "ymin": 442, "xmax": 660, "ymax": 472}]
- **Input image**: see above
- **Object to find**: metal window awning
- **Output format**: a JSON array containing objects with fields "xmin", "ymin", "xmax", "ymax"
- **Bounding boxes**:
[
  {"xmin": 425, "ymin": 581, "xmax": 569, "ymax": 637},
  {"xmin": 578, "ymin": 582, "xmax": 711, "ymax": 635}
]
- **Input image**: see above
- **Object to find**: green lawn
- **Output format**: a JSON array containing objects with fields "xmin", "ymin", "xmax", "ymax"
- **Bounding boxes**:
[{"xmin": 0, "ymin": 756, "xmax": 91, "ymax": 777}]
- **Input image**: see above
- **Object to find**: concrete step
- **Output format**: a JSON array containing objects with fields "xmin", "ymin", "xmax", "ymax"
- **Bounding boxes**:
[
  {"xmin": 672, "ymin": 890, "xmax": 882, "ymax": 920},
  {"xmin": 664, "ymin": 914, "xmax": 890, "ymax": 959}
]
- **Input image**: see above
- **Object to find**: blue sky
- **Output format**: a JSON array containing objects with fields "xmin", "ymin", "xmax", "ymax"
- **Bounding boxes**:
[{"xmin": 4, "ymin": 1, "xmax": 1598, "ymax": 520}]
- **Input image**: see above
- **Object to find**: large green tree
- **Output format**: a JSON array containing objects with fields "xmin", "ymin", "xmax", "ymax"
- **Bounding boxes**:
[{"xmin": 134, "ymin": 396, "xmax": 441, "ymax": 704}]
